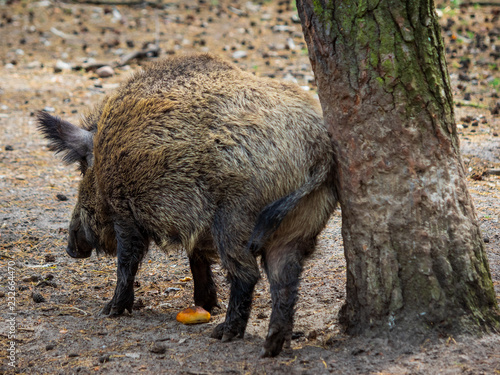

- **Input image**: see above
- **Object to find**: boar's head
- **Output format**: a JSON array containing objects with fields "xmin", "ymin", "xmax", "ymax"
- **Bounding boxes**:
[{"xmin": 37, "ymin": 111, "xmax": 116, "ymax": 258}]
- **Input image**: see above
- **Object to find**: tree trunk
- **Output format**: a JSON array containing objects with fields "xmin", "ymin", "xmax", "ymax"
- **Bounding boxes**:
[{"xmin": 297, "ymin": 0, "xmax": 499, "ymax": 339}]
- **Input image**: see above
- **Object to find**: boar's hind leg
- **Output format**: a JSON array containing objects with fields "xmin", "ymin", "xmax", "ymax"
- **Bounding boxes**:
[
  {"xmin": 210, "ymin": 209, "xmax": 259, "ymax": 342},
  {"xmin": 189, "ymin": 251, "xmax": 218, "ymax": 313},
  {"xmin": 260, "ymin": 238, "xmax": 314, "ymax": 358},
  {"xmin": 101, "ymin": 222, "xmax": 148, "ymax": 316}
]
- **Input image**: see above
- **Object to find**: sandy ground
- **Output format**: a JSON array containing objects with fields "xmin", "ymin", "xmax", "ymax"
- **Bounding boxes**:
[{"xmin": 1, "ymin": 1, "xmax": 499, "ymax": 374}]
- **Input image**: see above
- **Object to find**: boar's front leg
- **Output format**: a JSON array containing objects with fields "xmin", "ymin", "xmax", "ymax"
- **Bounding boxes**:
[
  {"xmin": 189, "ymin": 251, "xmax": 218, "ymax": 313},
  {"xmin": 101, "ymin": 221, "xmax": 148, "ymax": 316}
]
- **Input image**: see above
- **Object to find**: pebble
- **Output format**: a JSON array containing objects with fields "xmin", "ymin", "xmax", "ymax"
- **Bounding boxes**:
[
  {"xmin": 32, "ymin": 292, "xmax": 46, "ymax": 303},
  {"xmin": 307, "ymin": 330, "xmax": 318, "ymax": 340},
  {"xmin": 45, "ymin": 254, "xmax": 56, "ymax": 263},
  {"xmin": 96, "ymin": 65, "xmax": 114, "ymax": 78},
  {"xmin": 286, "ymin": 38, "xmax": 296, "ymax": 50},
  {"xmin": 5, "ymin": 145, "xmax": 14, "ymax": 151},
  {"xmin": 54, "ymin": 60, "xmax": 72, "ymax": 73},
  {"xmin": 149, "ymin": 343, "xmax": 166, "ymax": 354},
  {"xmin": 291, "ymin": 14, "xmax": 301, "ymax": 24},
  {"xmin": 26, "ymin": 61, "xmax": 41, "ymax": 69},
  {"xmin": 273, "ymin": 25, "xmax": 292, "ymax": 32},
  {"xmin": 232, "ymin": 50, "xmax": 247, "ymax": 59},
  {"xmin": 23, "ymin": 275, "xmax": 41, "ymax": 283},
  {"xmin": 125, "ymin": 353, "xmax": 140, "ymax": 359},
  {"xmin": 45, "ymin": 343, "xmax": 56, "ymax": 351},
  {"xmin": 99, "ymin": 354, "xmax": 111, "ymax": 363},
  {"xmin": 43, "ymin": 106, "xmax": 55, "ymax": 112},
  {"xmin": 283, "ymin": 73, "xmax": 298, "ymax": 84},
  {"xmin": 56, "ymin": 194, "xmax": 68, "ymax": 201}
]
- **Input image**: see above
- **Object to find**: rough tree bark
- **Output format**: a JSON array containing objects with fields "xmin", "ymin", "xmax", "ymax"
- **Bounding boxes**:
[{"xmin": 297, "ymin": 0, "xmax": 499, "ymax": 339}]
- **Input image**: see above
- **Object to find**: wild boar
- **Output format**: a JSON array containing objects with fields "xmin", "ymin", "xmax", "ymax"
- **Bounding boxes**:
[{"xmin": 37, "ymin": 53, "xmax": 338, "ymax": 357}]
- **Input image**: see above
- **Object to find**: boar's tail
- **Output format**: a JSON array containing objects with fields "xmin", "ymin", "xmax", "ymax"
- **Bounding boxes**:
[{"xmin": 247, "ymin": 164, "xmax": 335, "ymax": 254}]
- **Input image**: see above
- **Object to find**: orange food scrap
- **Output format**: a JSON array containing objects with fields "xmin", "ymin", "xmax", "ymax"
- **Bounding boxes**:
[{"xmin": 176, "ymin": 306, "xmax": 210, "ymax": 325}]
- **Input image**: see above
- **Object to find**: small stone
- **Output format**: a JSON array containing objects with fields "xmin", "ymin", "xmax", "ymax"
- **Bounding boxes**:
[
  {"xmin": 5, "ymin": 145, "xmax": 13, "ymax": 151},
  {"xmin": 232, "ymin": 50, "xmax": 247, "ymax": 59},
  {"xmin": 351, "ymin": 348, "xmax": 365, "ymax": 356},
  {"xmin": 286, "ymin": 38, "xmax": 296, "ymax": 50},
  {"xmin": 96, "ymin": 65, "xmax": 114, "ymax": 78},
  {"xmin": 45, "ymin": 254, "xmax": 56, "ymax": 263},
  {"xmin": 291, "ymin": 331, "xmax": 305, "ymax": 340},
  {"xmin": 0, "ymin": 291, "xmax": 5, "ymax": 298},
  {"xmin": 283, "ymin": 73, "xmax": 298, "ymax": 84},
  {"xmin": 257, "ymin": 312, "xmax": 267, "ymax": 319},
  {"xmin": 125, "ymin": 353, "xmax": 140, "ymax": 359},
  {"xmin": 23, "ymin": 275, "xmax": 41, "ymax": 283},
  {"xmin": 54, "ymin": 60, "xmax": 72, "ymax": 73},
  {"xmin": 56, "ymin": 194, "xmax": 68, "ymax": 201},
  {"xmin": 32, "ymin": 292, "xmax": 46, "ymax": 303},
  {"xmin": 273, "ymin": 25, "xmax": 292, "ymax": 32},
  {"xmin": 43, "ymin": 107, "xmax": 55, "ymax": 113},
  {"xmin": 46, "ymin": 343, "xmax": 56, "ymax": 351},
  {"xmin": 458, "ymin": 73, "xmax": 471, "ymax": 81},
  {"xmin": 134, "ymin": 298, "xmax": 145, "ymax": 309},
  {"xmin": 150, "ymin": 343, "xmax": 166, "ymax": 354},
  {"xmin": 307, "ymin": 330, "xmax": 318, "ymax": 340},
  {"xmin": 99, "ymin": 354, "xmax": 111, "ymax": 363},
  {"xmin": 15, "ymin": 175, "xmax": 26, "ymax": 180},
  {"xmin": 483, "ymin": 237, "xmax": 490, "ymax": 243},
  {"xmin": 68, "ymin": 353, "xmax": 79, "ymax": 358},
  {"xmin": 27, "ymin": 61, "xmax": 41, "ymax": 69}
]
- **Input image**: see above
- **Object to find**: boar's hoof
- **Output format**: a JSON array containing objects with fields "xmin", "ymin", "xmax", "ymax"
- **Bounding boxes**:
[
  {"xmin": 260, "ymin": 328, "xmax": 285, "ymax": 358},
  {"xmin": 221, "ymin": 332, "xmax": 237, "ymax": 343},
  {"xmin": 100, "ymin": 300, "xmax": 132, "ymax": 316},
  {"xmin": 210, "ymin": 322, "xmax": 243, "ymax": 342},
  {"xmin": 210, "ymin": 323, "xmax": 226, "ymax": 340}
]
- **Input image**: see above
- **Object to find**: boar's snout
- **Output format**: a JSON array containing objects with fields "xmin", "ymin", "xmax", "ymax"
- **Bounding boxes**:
[{"xmin": 67, "ymin": 226, "xmax": 93, "ymax": 258}]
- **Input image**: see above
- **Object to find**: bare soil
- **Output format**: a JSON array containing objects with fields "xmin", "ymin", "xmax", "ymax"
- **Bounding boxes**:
[{"xmin": 0, "ymin": 1, "xmax": 499, "ymax": 374}]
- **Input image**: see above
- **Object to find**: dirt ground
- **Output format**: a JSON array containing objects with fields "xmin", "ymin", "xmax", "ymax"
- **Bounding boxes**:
[{"xmin": 0, "ymin": 0, "xmax": 499, "ymax": 374}]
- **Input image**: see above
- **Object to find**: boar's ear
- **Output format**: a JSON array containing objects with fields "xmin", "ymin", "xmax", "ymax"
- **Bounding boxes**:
[{"xmin": 36, "ymin": 111, "xmax": 94, "ymax": 167}]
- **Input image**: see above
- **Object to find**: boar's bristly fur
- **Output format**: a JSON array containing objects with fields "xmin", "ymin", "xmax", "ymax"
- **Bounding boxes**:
[{"xmin": 37, "ymin": 53, "xmax": 338, "ymax": 358}]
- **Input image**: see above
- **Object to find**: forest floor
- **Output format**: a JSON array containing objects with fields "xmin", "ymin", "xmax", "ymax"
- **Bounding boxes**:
[{"xmin": 0, "ymin": 1, "xmax": 499, "ymax": 374}]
